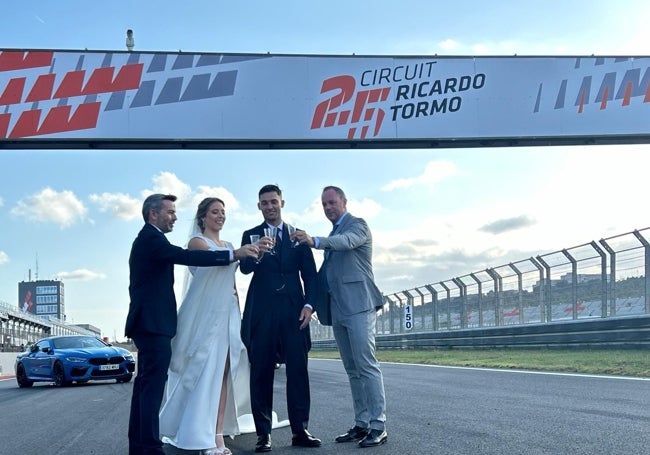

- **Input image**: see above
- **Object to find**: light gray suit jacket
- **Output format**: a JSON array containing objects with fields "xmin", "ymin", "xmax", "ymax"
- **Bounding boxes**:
[{"xmin": 313, "ymin": 212, "xmax": 383, "ymax": 325}]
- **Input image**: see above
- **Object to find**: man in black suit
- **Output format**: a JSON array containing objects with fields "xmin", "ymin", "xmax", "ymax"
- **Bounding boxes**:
[
  {"xmin": 240, "ymin": 184, "xmax": 321, "ymax": 452},
  {"xmin": 125, "ymin": 193, "xmax": 258, "ymax": 455}
]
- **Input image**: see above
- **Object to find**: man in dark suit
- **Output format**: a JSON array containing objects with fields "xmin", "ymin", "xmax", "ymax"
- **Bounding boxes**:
[
  {"xmin": 240, "ymin": 184, "xmax": 321, "ymax": 452},
  {"xmin": 125, "ymin": 193, "xmax": 258, "ymax": 455},
  {"xmin": 293, "ymin": 186, "xmax": 388, "ymax": 449}
]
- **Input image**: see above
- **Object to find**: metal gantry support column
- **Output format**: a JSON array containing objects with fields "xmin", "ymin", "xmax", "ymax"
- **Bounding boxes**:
[
  {"xmin": 508, "ymin": 262, "xmax": 525, "ymax": 325},
  {"xmin": 590, "ymin": 240, "xmax": 609, "ymax": 318},
  {"xmin": 561, "ymin": 249, "xmax": 578, "ymax": 320},
  {"xmin": 424, "ymin": 284, "xmax": 439, "ymax": 331},
  {"xmin": 452, "ymin": 278, "xmax": 468, "ymax": 329},
  {"xmin": 469, "ymin": 273, "xmax": 484, "ymax": 327}
]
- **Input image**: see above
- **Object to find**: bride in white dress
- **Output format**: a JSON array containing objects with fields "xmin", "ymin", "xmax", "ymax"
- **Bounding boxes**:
[{"xmin": 159, "ymin": 197, "xmax": 254, "ymax": 455}]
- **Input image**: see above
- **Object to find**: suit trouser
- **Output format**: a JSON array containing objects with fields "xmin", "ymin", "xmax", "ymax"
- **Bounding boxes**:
[
  {"xmin": 331, "ymin": 307, "xmax": 387, "ymax": 431},
  {"xmin": 249, "ymin": 296, "xmax": 311, "ymax": 435},
  {"xmin": 129, "ymin": 335, "xmax": 172, "ymax": 455}
]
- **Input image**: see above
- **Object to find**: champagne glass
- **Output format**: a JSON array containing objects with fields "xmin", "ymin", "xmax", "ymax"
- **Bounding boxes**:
[
  {"xmin": 250, "ymin": 234, "xmax": 263, "ymax": 264},
  {"xmin": 286, "ymin": 224, "xmax": 299, "ymax": 248},
  {"xmin": 263, "ymin": 226, "xmax": 277, "ymax": 255}
]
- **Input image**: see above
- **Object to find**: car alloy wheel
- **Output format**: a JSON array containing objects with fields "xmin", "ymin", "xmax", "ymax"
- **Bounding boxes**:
[
  {"xmin": 53, "ymin": 362, "xmax": 70, "ymax": 387},
  {"xmin": 16, "ymin": 364, "xmax": 33, "ymax": 388}
]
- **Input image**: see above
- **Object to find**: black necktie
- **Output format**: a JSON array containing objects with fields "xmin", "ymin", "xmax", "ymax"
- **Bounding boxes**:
[{"xmin": 330, "ymin": 224, "xmax": 339, "ymax": 236}]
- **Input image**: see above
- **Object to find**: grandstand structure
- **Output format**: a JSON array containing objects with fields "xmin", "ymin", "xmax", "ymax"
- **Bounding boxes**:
[{"xmin": 0, "ymin": 300, "xmax": 95, "ymax": 352}]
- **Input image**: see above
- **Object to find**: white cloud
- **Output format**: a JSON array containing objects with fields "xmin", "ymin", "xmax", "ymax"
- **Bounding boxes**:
[
  {"xmin": 191, "ymin": 185, "xmax": 240, "ymax": 212},
  {"xmin": 438, "ymin": 39, "xmax": 459, "ymax": 51},
  {"xmin": 11, "ymin": 188, "xmax": 86, "ymax": 228},
  {"xmin": 0, "ymin": 251, "xmax": 9, "ymax": 265},
  {"xmin": 382, "ymin": 160, "xmax": 457, "ymax": 191},
  {"xmin": 348, "ymin": 198, "xmax": 381, "ymax": 219},
  {"xmin": 54, "ymin": 269, "xmax": 106, "ymax": 281},
  {"xmin": 141, "ymin": 172, "xmax": 193, "ymax": 210},
  {"xmin": 89, "ymin": 192, "xmax": 141, "ymax": 220},
  {"xmin": 0, "ymin": 196, "xmax": 4, "ymax": 207}
]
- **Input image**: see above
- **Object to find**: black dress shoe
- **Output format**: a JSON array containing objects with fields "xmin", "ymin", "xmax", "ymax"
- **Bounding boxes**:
[
  {"xmin": 358, "ymin": 429, "xmax": 388, "ymax": 448},
  {"xmin": 292, "ymin": 429, "xmax": 322, "ymax": 447},
  {"xmin": 255, "ymin": 434, "xmax": 272, "ymax": 452},
  {"xmin": 335, "ymin": 425, "xmax": 369, "ymax": 443}
]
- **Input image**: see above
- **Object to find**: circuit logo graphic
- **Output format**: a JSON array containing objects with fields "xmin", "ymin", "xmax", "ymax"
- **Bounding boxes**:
[{"xmin": 311, "ymin": 75, "xmax": 391, "ymax": 139}]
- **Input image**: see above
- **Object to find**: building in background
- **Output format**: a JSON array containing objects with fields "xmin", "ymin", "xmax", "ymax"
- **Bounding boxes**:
[{"xmin": 18, "ymin": 280, "xmax": 65, "ymax": 321}]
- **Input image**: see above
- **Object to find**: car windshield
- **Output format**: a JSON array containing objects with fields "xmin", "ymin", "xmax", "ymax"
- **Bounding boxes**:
[{"xmin": 52, "ymin": 336, "xmax": 106, "ymax": 349}]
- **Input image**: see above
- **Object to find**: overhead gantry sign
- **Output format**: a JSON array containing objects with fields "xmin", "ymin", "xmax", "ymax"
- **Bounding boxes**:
[{"xmin": 0, "ymin": 49, "xmax": 648, "ymax": 149}]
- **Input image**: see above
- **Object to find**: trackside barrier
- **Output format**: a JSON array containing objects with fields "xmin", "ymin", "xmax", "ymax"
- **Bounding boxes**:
[{"xmin": 311, "ymin": 315, "xmax": 650, "ymax": 350}]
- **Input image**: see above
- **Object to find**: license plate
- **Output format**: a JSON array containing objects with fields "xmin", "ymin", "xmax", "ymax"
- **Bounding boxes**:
[{"xmin": 99, "ymin": 364, "xmax": 119, "ymax": 371}]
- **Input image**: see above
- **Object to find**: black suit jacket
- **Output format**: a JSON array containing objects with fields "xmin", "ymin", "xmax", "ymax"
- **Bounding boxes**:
[
  {"xmin": 239, "ymin": 223, "xmax": 317, "ymax": 353},
  {"xmin": 125, "ymin": 223, "xmax": 231, "ymax": 338}
]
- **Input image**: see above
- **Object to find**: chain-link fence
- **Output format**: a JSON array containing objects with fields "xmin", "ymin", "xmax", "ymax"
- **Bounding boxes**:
[{"xmin": 311, "ymin": 227, "xmax": 650, "ymax": 340}]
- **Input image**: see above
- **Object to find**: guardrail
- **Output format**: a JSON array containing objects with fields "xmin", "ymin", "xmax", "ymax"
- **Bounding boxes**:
[{"xmin": 311, "ymin": 315, "xmax": 650, "ymax": 350}]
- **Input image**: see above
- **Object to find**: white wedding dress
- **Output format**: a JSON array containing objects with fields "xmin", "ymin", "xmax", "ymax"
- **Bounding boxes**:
[{"xmin": 159, "ymin": 236, "xmax": 286, "ymax": 450}]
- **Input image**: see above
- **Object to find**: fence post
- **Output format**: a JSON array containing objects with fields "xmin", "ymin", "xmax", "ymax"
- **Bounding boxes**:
[
  {"xmin": 486, "ymin": 268, "xmax": 503, "ymax": 326},
  {"xmin": 452, "ymin": 278, "xmax": 468, "ymax": 329},
  {"xmin": 508, "ymin": 263, "xmax": 525, "ymax": 325},
  {"xmin": 424, "ymin": 284, "xmax": 438, "ymax": 331},
  {"xmin": 561, "ymin": 249, "xmax": 578, "ymax": 320},
  {"xmin": 590, "ymin": 240, "xmax": 609, "ymax": 318},
  {"xmin": 413, "ymin": 287, "xmax": 426, "ymax": 330},
  {"xmin": 439, "ymin": 281, "xmax": 451, "ymax": 330},
  {"xmin": 536, "ymin": 256, "xmax": 552, "ymax": 322},
  {"xmin": 469, "ymin": 273, "xmax": 483, "ymax": 327},
  {"xmin": 632, "ymin": 230, "xmax": 650, "ymax": 314}
]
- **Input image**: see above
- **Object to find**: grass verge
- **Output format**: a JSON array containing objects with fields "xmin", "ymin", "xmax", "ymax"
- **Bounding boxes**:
[{"xmin": 310, "ymin": 348, "xmax": 650, "ymax": 377}]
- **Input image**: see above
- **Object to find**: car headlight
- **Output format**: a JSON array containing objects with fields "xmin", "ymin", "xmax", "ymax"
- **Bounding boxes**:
[
  {"xmin": 124, "ymin": 353, "xmax": 134, "ymax": 361},
  {"xmin": 65, "ymin": 356, "xmax": 87, "ymax": 363}
]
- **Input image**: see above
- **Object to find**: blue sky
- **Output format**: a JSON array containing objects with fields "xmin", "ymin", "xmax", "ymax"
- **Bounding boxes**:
[{"xmin": 1, "ymin": 1, "xmax": 650, "ymax": 340}]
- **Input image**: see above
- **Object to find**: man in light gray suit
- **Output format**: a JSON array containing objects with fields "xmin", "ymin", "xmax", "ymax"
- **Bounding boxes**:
[{"xmin": 293, "ymin": 185, "xmax": 387, "ymax": 448}]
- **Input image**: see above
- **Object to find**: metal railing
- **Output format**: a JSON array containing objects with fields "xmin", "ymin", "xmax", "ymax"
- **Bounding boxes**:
[{"xmin": 310, "ymin": 227, "xmax": 650, "ymax": 342}]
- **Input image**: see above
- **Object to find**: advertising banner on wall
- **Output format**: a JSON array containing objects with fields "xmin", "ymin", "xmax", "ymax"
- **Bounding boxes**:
[{"xmin": 0, "ymin": 49, "xmax": 649, "ymax": 148}]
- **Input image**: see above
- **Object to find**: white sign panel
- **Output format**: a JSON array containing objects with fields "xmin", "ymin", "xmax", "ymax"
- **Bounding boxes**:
[
  {"xmin": 1, "ymin": 50, "xmax": 649, "ymax": 145},
  {"xmin": 404, "ymin": 304, "xmax": 413, "ymax": 331}
]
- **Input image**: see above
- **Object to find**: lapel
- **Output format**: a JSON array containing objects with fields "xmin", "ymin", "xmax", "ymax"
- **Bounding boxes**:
[{"xmin": 324, "ymin": 213, "xmax": 351, "ymax": 261}]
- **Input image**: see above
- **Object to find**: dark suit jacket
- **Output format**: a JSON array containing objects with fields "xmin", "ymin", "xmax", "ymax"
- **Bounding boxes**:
[
  {"xmin": 239, "ymin": 222, "xmax": 317, "ymax": 353},
  {"xmin": 125, "ymin": 223, "xmax": 231, "ymax": 338}
]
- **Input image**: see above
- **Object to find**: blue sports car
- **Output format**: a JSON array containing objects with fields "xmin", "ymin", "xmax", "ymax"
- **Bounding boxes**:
[{"xmin": 15, "ymin": 335, "xmax": 135, "ymax": 387}]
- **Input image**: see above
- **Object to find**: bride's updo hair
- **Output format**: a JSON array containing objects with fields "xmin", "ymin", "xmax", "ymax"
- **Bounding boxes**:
[{"xmin": 195, "ymin": 197, "xmax": 225, "ymax": 232}]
